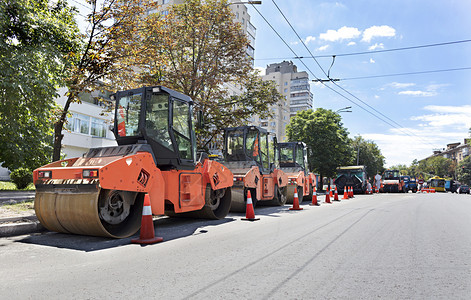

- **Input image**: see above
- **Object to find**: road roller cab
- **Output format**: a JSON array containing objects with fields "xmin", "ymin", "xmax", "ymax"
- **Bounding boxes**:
[
  {"xmin": 276, "ymin": 142, "xmax": 316, "ymax": 203},
  {"xmin": 33, "ymin": 86, "xmax": 233, "ymax": 238},
  {"xmin": 222, "ymin": 126, "xmax": 288, "ymax": 212}
]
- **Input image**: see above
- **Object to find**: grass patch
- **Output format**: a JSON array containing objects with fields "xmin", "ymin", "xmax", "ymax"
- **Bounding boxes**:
[
  {"xmin": 0, "ymin": 181, "xmax": 35, "ymax": 191},
  {"xmin": 1, "ymin": 201, "xmax": 35, "ymax": 213}
]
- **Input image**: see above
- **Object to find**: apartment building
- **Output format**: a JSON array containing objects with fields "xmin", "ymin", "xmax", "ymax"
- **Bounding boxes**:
[
  {"xmin": 57, "ymin": 88, "xmax": 117, "ymax": 159},
  {"xmin": 427, "ymin": 139, "xmax": 470, "ymax": 164},
  {"xmin": 254, "ymin": 61, "xmax": 313, "ymax": 141}
]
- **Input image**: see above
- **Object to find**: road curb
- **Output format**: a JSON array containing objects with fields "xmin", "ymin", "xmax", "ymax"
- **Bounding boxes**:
[{"xmin": 0, "ymin": 216, "xmax": 45, "ymax": 237}]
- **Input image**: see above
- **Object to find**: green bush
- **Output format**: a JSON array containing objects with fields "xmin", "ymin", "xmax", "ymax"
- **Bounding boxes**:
[{"xmin": 10, "ymin": 168, "xmax": 33, "ymax": 190}]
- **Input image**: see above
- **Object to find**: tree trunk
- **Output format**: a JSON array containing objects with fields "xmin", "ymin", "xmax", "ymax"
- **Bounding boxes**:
[{"xmin": 52, "ymin": 95, "xmax": 73, "ymax": 162}]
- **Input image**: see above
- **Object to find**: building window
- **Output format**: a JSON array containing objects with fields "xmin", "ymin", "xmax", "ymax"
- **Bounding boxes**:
[
  {"xmin": 284, "ymin": 82, "xmax": 288, "ymax": 86},
  {"xmin": 284, "ymin": 88, "xmax": 288, "ymax": 93},
  {"xmin": 261, "ymin": 122, "xmax": 268, "ymax": 127},
  {"xmin": 236, "ymin": 12, "xmax": 239, "ymax": 19},
  {"xmin": 161, "ymin": 10, "xmax": 169, "ymax": 16},
  {"xmin": 242, "ymin": 18, "xmax": 245, "ymax": 24},
  {"xmin": 162, "ymin": 0, "xmax": 169, "ymax": 3},
  {"xmin": 91, "ymin": 118, "xmax": 107, "ymax": 137},
  {"xmin": 66, "ymin": 113, "xmax": 109, "ymax": 137}
]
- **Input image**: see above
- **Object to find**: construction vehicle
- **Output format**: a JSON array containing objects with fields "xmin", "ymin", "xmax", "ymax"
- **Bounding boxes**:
[
  {"xmin": 334, "ymin": 165, "xmax": 368, "ymax": 194},
  {"xmin": 381, "ymin": 169, "xmax": 405, "ymax": 192},
  {"xmin": 222, "ymin": 126, "xmax": 288, "ymax": 212},
  {"xmin": 401, "ymin": 175, "xmax": 418, "ymax": 193},
  {"xmin": 33, "ymin": 86, "xmax": 233, "ymax": 238},
  {"xmin": 276, "ymin": 142, "xmax": 316, "ymax": 203}
]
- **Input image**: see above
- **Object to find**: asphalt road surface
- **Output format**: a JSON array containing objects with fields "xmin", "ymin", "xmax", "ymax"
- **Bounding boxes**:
[{"xmin": 1, "ymin": 192, "xmax": 470, "ymax": 299}]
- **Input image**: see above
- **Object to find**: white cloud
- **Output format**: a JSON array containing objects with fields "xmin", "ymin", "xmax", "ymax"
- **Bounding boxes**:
[
  {"xmin": 368, "ymin": 43, "xmax": 384, "ymax": 50},
  {"xmin": 411, "ymin": 105, "xmax": 471, "ymax": 130},
  {"xmin": 374, "ymin": 95, "xmax": 380, "ymax": 99},
  {"xmin": 304, "ymin": 36, "xmax": 316, "ymax": 44},
  {"xmin": 362, "ymin": 25, "xmax": 396, "ymax": 42},
  {"xmin": 369, "ymin": 58, "xmax": 375, "ymax": 63},
  {"xmin": 319, "ymin": 26, "xmax": 361, "ymax": 42},
  {"xmin": 290, "ymin": 41, "xmax": 299, "ymax": 45},
  {"xmin": 347, "ymin": 41, "xmax": 356, "ymax": 46},
  {"xmin": 388, "ymin": 82, "xmax": 416, "ymax": 89},
  {"xmin": 423, "ymin": 104, "xmax": 471, "ymax": 115},
  {"xmin": 398, "ymin": 90, "xmax": 436, "ymax": 97},
  {"xmin": 317, "ymin": 45, "xmax": 329, "ymax": 51},
  {"xmin": 362, "ymin": 104, "xmax": 471, "ymax": 166},
  {"xmin": 397, "ymin": 83, "xmax": 448, "ymax": 97}
]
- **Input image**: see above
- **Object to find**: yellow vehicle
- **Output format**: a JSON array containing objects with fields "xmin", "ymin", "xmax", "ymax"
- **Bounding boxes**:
[{"xmin": 429, "ymin": 176, "xmax": 446, "ymax": 192}]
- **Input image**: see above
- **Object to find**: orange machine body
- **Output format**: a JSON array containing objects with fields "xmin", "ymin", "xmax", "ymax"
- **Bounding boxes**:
[
  {"xmin": 34, "ymin": 151, "xmax": 233, "ymax": 216},
  {"xmin": 232, "ymin": 166, "xmax": 288, "ymax": 201}
]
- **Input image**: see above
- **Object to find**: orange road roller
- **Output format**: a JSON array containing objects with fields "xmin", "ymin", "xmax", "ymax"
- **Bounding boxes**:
[{"xmin": 34, "ymin": 86, "xmax": 233, "ymax": 238}]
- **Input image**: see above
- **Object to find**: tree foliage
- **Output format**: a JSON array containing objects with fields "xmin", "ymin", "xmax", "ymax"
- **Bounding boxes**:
[
  {"xmin": 286, "ymin": 108, "xmax": 352, "ymax": 178},
  {"xmin": 352, "ymin": 136, "xmax": 385, "ymax": 176},
  {"xmin": 0, "ymin": 0, "xmax": 80, "ymax": 170},
  {"xmin": 134, "ymin": 0, "xmax": 282, "ymax": 149},
  {"xmin": 457, "ymin": 155, "xmax": 471, "ymax": 185},
  {"xmin": 52, "ymin": 0, "xmax": 160, "ymax": 161}
]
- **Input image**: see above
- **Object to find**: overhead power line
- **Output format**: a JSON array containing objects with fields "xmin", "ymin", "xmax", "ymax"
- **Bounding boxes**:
[
  {"xmin": 265, "ymin": 0, "xmax": 437, "ymax": 148},
  {"xmin": 254, "ymin": 38, "xmax": 471, "ymax": 60},
  {"xmin": 340, "ymin": 67, "xmax": 471, "ymax": 81}
]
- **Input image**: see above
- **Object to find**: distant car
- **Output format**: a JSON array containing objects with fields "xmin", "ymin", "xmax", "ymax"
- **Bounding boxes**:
[{"xmin": 458, "ymin": 185, "xmax": 470, "ymax": 194}]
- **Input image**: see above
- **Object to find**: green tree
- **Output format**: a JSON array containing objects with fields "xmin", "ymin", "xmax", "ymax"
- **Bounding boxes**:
[
  {"xmin": 352, "ymin": 136, "xmax": 385, "ymax": 176},
  {"xmin": 286, "ymin": 108, "xmax": 352, "ymax": 182},
  {"xmin": 457, "ymin": 156, "xmax": 471, "ymax": 185},
  {"xmin": 52, "ymin": 0, "xmax": 160, "ymax": 161},
  {"xmin": 423, "ymin": 156, "xmax": 453, "ymax": 177},
  {"xmin": 0, "ymin": 0, "xmax": 81, "ymax": 170},
  {"xmin": 136, "ymin": 0, "xmax": 281, "ymax": 149}
]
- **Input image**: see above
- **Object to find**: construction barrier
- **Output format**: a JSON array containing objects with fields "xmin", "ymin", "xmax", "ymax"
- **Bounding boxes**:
[
  {"xmin": 131, "ymin": 194, "xmax": 163, "ymax": 245},
  {"xmin": 242, "ymin": 190, "xmax": 260, "ymax": 221},
  {"xmin": 310, "ymin": 186, "xmax": 319, "ymax": 206},
  {"xmin": 290, "ymin": 189, "xmax": 303, "ymax": 211}
]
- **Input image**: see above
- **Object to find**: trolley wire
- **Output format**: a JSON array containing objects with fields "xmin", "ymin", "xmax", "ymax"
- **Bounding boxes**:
[
  {"xmin": 265, "ymin": 0, "xmax": 438, "ymax": 147},
  {"xmin": 254, "ymin": 38, "xmax": 471, "ymax": 60},
  {"xmin": 340, "ymin": 66, "xmax": 471, "ymax": 81}
]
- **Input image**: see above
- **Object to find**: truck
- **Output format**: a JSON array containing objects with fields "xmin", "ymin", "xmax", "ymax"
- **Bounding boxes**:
[
  {"xmin": 401, "ymin": 175, "xmax": 417, "ymax": 193},
  {"xmin": 334, "ymin": 165, "xmax": 368, "ymax": 194},
  {"xmin": 222, "ymin": 126, "xmax": 288, "ymax": 212},
  {"xmin": 381, "ymin": 169, "xmax": 405, "ymax": 193},
  {"xmin": 276, "ymin": 142, "xmax": 316, "ymax": 203},
  {"xmin": 33, "ymin": 86, "xmax": 234, "ymax": 238}
]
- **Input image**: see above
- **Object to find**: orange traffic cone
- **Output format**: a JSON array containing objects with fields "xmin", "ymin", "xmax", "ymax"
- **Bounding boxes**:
[
  {"xmin": 342, "ymin": 187, "xmax": 349, "ymax": 199},
  {"xmin": 351, "ymin": 186, "xmax": 355, "ymax": 198},
  {"xmin": 334, "ymin": 186, "xmax": 340, "ymax": 201},
  {"xmin": 131, "ymin": 194, "xmax": 163, "ymax": 245},
  {"xmin": 290, "ymin": 189, "xmax": 303, "ymax": 211},
  {"xmin": 348, "ymin": 186, "xmax": 352, "ymax": 198},
  {"xmin": 329, "ymin": 187, "xmax": 333, "ymax": 198},
  {"xmin": 325, "ymin": 187, "xmax": 331, "ymax": 203},
  {"xmin": 242, "ymin": 190, "xmax": 260, "ymax": 221},
  {"xmin": 310, "ymin": 186, "xmax": 319, "ymax": 206}
]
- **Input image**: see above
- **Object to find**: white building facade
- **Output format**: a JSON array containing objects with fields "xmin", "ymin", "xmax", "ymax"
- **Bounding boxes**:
[{"xmin": 255, "ymin": 61, "xmax": 313, "ymax": 142}]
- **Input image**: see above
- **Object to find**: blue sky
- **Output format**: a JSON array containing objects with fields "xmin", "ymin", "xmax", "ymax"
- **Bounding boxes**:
[{"xmin": 248, "ymin": 0, "xmax": 471, "ymax": 167}]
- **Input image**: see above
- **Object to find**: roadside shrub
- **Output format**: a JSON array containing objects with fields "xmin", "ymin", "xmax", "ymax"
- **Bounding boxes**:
[{"xmin": 10, "ymin": 168, "xmax": 33, "ymax": 189}]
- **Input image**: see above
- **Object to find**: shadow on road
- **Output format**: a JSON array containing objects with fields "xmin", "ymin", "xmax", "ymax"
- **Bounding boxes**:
[{"xmin": 17, "ymin": 216, "xmax": 235, "ymax": 252}]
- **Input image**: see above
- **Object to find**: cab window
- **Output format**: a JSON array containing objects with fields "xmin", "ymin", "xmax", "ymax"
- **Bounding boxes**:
[{"xmin": 117, "ymin": 93, "xmax": 141, "ymax": 137}]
